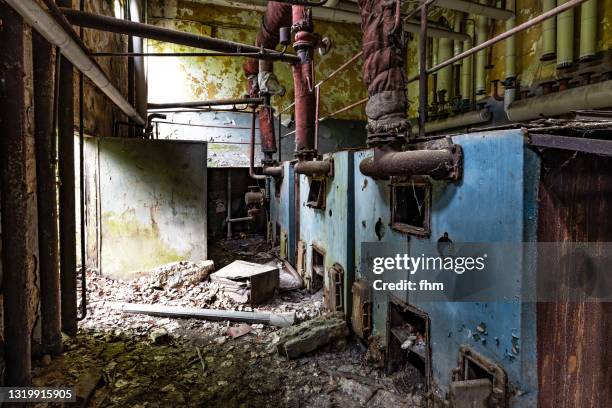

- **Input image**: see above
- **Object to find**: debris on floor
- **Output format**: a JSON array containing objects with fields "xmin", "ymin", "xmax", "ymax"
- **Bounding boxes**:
[
  {"xmin": 33, "ymin": 330, "xmax": 425, "ymax": 408},
  {"xmin": 54, "ymin": 238, "xmax": 426, "ymax": 407},
  {"xmin": 277, "ymin": 313, "xmax": 349, "ymax": 359},
  {"xmin": 149, "ymin": 260, "xmax": 215, "ymax": 289},
  {"xmin": 210, "ymin": 260, "xmax": 279, "ymax": 304}
]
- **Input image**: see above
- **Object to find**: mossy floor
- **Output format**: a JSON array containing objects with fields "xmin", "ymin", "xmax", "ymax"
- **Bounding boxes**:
[
  {"xmin": 34, "ymin": 330, "xmax": 284, "ymax": 407},
  {"xmin": 32, "ymin": 328, "xmax": 424, "ymax": 408}
]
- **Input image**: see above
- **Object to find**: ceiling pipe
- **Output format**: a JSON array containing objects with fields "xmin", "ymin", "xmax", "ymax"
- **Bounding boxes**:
[
  {"xmin": 434, "ymin": 0, "xmax": 514, "ymax": 20},
  {"xmin": 148, "ymin": 97, "xmax": 264, "ymax": 110},
  {"xmin": 5, "ymin": 0, "xmax": 145, "ymax": 125},
  {"xmin": 505, "ymin": 80, "xmax": 612, "ymax": 122},
  {"xmin": 60, "ymin": 8, "xmax": 299, "ymax": 64}
]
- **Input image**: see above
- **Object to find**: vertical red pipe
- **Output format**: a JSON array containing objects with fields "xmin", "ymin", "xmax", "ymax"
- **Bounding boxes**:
[{"xmin": 292, "ymin": 5, "xmax": 316, "ymax": 160}]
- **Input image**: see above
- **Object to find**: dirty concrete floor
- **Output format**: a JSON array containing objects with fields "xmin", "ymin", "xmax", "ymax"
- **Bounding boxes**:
[{"xmin": 34, "ymin": 237, "xmax": 426, "ymax": 407}]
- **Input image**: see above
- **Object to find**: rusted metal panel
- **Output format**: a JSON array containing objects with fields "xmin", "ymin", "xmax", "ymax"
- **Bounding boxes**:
[
  {"xmin": 0, "ymin": 3, "xmax": 38, "ymax": 385},
  {"xmin": 351, "ymin": 280, "xmax": 372, "ymax": 340},
  {"xmin": 537, "ymin": 151, "xmax": 612, "ymax": 408}
]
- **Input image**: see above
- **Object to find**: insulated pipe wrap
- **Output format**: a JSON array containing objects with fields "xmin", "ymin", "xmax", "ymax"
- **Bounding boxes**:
[
  {"xmin": 243, "ymin": 1, "xmax": 292, "ymax": 94},
  {"xmin": 358, "ymin": 0, "xmax": 409, "ymax": 137}
]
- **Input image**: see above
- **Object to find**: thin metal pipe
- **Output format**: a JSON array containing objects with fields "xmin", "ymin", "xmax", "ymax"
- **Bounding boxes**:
[
  {"xmin": 227, "ymin": 170, "xmax": 232, "ymax": 239},
  {"xmin": 409, "ymin": 0, "xmax": 589, "ymax": 80},
  {"xmin": 403, "ymin": 0, "xmax": 436, "ymax": 22},
  {"xmin": 279, "ymin": 102, "xmax": 296, "ymax": 114},
  {"xmin": 77, "ymin": 0, "xmax": 86, "ymax": 321},
  {"xmin": 61, "ymin": 8, "xmax": 299, "ymax": 63},
  {"xmin": 249, "ymin": 110, "xmax": 267, "ymax": 180},
  {"xmin": 418, "ymin": 1, "xmax": 428, "ymax": 138},
  {"xmin": 315, "ymin": 50, "xmax": 363, "ymax": 87},
  {"xmin": 318, "ymin": 97, "xmax": 368, "ymax": 122},
  {"xmin": 90, "ymin": 51, "xmax": 285, "ymax": 58},
  {"xmin": 148, "ymin": 97, "xmax": 264, "ymax": 110}
]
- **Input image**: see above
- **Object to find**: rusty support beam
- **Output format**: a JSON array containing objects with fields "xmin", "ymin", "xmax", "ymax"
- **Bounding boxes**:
[
  {"xmin": 33, "ymin": 31, "xmax": 63, "ymax": 356},
  {"xmin": 57, "ymin": 0, "xmax": 78, "ymax": 336},
  {"xmin": 60, "ymin": 8, "xmax": 299, "ymax": 64},
  {"xmin": 0, "ymin": 3, "xmax": 37, "ymax": 386}
]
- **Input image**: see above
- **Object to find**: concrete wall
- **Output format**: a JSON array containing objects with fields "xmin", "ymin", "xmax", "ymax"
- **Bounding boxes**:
[{"xmin": 84, "ymin": 138, "xmax": 208, "ymax": 280}]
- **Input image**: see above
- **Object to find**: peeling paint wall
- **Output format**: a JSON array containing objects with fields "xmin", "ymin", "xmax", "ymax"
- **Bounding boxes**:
[
  {"xmin": 85, "ymin": 138, "xmax": 208, "ymax": 280},
  {"xmin": 147, "ymin": 0, "xmax": 366, "ymax": 120}
]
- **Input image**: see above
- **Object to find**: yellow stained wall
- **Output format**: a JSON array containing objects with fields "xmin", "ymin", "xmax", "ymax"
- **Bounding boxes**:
[
  {"xmin": 148, "ymin": 0, "xmax": 612, "ymax": 122},
  {"xmin": 147, "ymin": 0, "xmax": 366, "ymax": 120}
]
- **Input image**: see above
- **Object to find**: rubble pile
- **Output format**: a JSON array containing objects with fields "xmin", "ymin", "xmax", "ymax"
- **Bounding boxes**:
[{"xmin": 81, "ymin": 261, "xmax": 322, "ymax": 337}]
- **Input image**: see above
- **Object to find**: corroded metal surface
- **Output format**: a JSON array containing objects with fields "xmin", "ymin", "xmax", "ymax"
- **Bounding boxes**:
[
  {"xmin": 537, "ymin": 151, "xmax": 612, "ymax": 408},
  {"xmin": 0, "ymin": 3, "xmax": 38, "ymax": 385}
]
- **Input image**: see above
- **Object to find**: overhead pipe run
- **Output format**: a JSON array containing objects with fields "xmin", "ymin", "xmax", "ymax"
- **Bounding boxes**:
[
  {"xmin": 148, "ymin": 97, "xmax": 265, "ymax": 110},
  {"xmin": 411, "ymin": 108, "xmax": 491, "ymax": 134},
  {"xmin": 5, "ymin": 0, "xmax": 145, "ymax": 125},
  {"xmin": 505, "ymin": 80, "xmax": 612, "ymax": 122},
  {"xmin": 60, "ymin": 8, "xmax": 299, "ymax": 64},
  {"xmin": 434, "ymin": 0, "xmax": 514, "ymax": 20}
]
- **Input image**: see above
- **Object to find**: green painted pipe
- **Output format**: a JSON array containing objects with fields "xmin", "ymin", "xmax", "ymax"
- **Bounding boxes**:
[
  {"xmin": 461, "ymin": 22, "xmax": 473, "ymax": 102},
  {"xmin": 505, "ymin": 4, "xmax": 516, "ymax": 80},
  {"xmin": 556, "ymin": 0, "xmax": 574, "ymax": 69},
  {"xmin": 579, "ymin": 0, "xmax": 597, "ymax": 61},
  {"xmin": 438, "ymin": 37, "xmax": 454, "ymax": 96},
  {"xmin": 453, "ymin": 15, "xmax": 464, "ymax": 66},
  {"xmin": 475, "ymin": 2, "xmax": 488, "ymax": 94},
  {"xmin": 541, "ymin": 0, "xmax": 557, "ymax": 61}
]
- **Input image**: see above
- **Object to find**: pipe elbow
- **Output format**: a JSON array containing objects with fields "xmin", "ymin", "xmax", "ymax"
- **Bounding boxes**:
[
  {"xmin": 294, "ymin": 159, "xmax": 333, "ymax": 177},
  {"xmin": 359, "ymin": 146, "xmax": 462, "ymax": 181}
]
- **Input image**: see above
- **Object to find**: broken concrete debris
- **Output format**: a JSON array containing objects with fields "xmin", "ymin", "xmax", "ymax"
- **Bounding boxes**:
[
  {"xmin": 210, "ymin": 260, "xmax": 279, "ymax": 304},
  {"xmin": 276, "ymin": 313, "xmax": 349, "ymax": 359},
  {"xmin": 149, "ymin": 260, "xmax": 215, "ymax": 289}
]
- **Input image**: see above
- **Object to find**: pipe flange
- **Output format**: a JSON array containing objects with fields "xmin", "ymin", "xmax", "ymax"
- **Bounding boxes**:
[
  {"xmin": 366, "ymin": 132, "xmax": 407, "ymax": 148},
  {"xmin": 446, "ymin": 142, "xmax": 463, "ymax": 182},
  {"xmin": 294, "ymin": 149, "xmax": 317, "ymax": 161}
]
